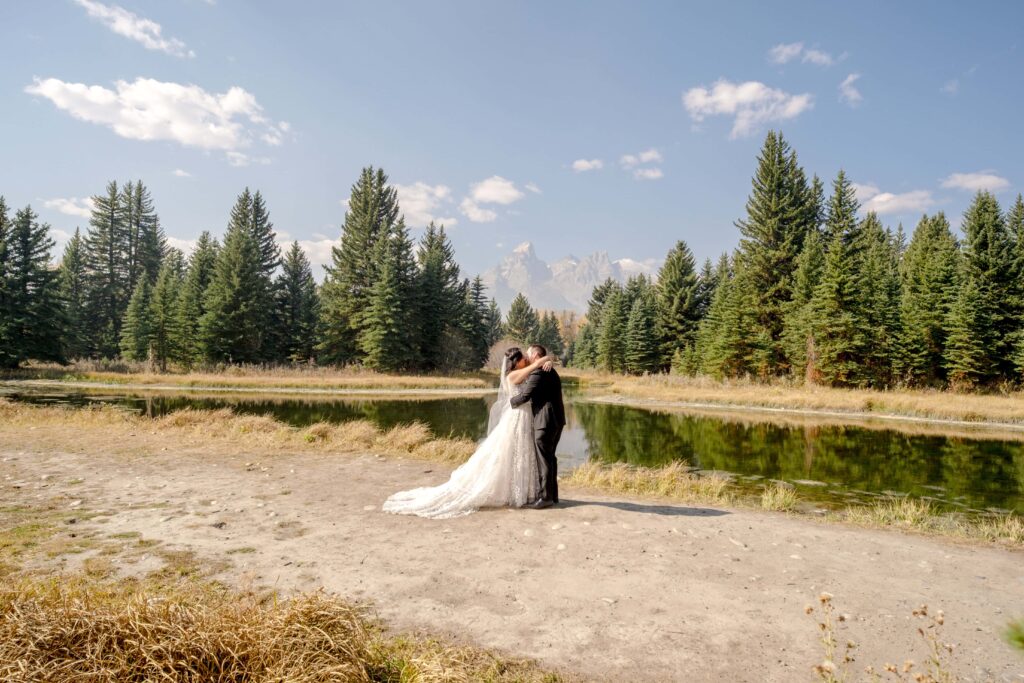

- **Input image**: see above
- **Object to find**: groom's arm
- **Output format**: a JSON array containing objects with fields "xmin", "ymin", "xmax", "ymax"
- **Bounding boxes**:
[{"xmin": 510, "ymin": 370, "xmax": 542, "ymax": 408}]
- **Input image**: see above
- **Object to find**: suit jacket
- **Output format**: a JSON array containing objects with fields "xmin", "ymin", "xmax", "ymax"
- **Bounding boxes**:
[{"xmin": 509, "ymin": 368, "xmax": 566, "ymax": 431}]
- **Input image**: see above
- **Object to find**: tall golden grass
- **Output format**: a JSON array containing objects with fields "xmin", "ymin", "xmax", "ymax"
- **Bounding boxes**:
[
  {"xmin": 0, "ymin": 399, "xmax": 477, "ymax": 463},
  {"xmin": 4, "ymin": 360, "xmax": 491, "ymax": 391},
  {"xmin": 565, "ymin": 461, "xmax": 732, "ymax": 505},
  {"xmin": 566, "ymin": 369, "xmax": 1024, "ymax": 425},
  {"xmin": 0, "ymin": 576, "xmax": 564, "ymax": 682}
]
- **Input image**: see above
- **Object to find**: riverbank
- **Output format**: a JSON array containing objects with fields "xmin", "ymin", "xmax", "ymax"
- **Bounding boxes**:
[
  {"xmin": 1, "ymin": 407, "xmax": 1019, "ymax": 681},
  {"xmin": 568, "ymin": 370, "xmax": 1024, "ymax": 426}
]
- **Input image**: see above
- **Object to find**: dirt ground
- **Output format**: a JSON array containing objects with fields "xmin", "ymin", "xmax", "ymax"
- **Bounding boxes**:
[{"xmin": 2, "ymin": 438, "xmax": 1022, "ymax": 682}]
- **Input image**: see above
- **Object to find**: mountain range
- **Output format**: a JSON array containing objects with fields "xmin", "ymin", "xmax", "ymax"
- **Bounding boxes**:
[{"xmin": 479, "ymin": 242, "xmax": 660, "ymax": 313}]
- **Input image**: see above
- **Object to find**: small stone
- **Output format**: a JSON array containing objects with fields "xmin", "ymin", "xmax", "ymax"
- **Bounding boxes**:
[
  {"xmin": 268, "ymin": 511, "xmax": 277, "ymax": 518},
  {"xmin": 362, "ymin": 505, "xmax": 376, "ymax": 511},
  {"xmin": 550, "ymin": 523, "xmax": 563, "ymax": 531},
  {"xmin": 160, "ymin": 516, "xmax": 172, "ymax": 523},
  {"xmin": 211, "ymin": 521, "xmax": 226, "ymax": 529},
  {"xmin": 790, "ymin": 554, "xmax": 802, "ymax": 560},
  {"xmin": 556, "ymin": 543, "xmax": 566, "ymax": 551},
  {"xmin": 523, "ymin": 529, "xmax": 534, "ymax": 537},
  {"xmin": 69, "ymin": 500, "xmax": 83, "ymax": 508},
  {"xmin": 601, "ymin": 597, "xmax": 617, "ymax": 604},
  {"xmin": 729, "ymin": 538, "xmax": 748, "ymax": 549}
]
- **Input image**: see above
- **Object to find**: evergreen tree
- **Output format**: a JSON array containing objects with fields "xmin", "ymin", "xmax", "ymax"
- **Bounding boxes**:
[
  {"xmin": 596, "ymin": 285, "xmax": 628, "ymax": 373},
  {"xmin": 896, "ymin": 214, "xmax": 960, "ymax": 385},
  {"xmin": 84, "ymin": 181, "xmax": 130, "ymax": 357},
  {"xmin": 733, "ymin": 131, "xmax": 812, "ymax": 375},
  {"xmin": 694, "ymin": 257, "xmax": 717, "ymax": 320},
  {"xmin": 174, "ymin": 232, "xmax": 220, "ymax": 367},
  {"xmin": 58, "ymin": 227, "xmax": 90, "ymax": 359},
  {"xmin": 416, "ymin": 223, "xmax": 462, "ymax": 369},
  {"xmin": 585, "ymin": 278, "xmax": 619, "ymax": 331},
  {"xmin": 781, "ymin": 229, "xmax": 825, "ymax": 381},
  {"xmin": 484, "ymin": 299, "xmax": 503, "ymax": 348},
  {"xmin": 0, "ymin": 206, "xmax": 64, "ymax": 367},
  {"xmin": 250, "ymin": 190, "xmax": 281, "ymax": 279},
  {"xmin": 655, "ymin": 240, "xmax": 700, "ymax": 366},
  {"xmin": 505, "ymin": 293, "xmax": 540, "ymax": 343},
  {"xmin": 856, "ymin": 214, "xmax": 902, "ymax": 386},
  {"xmin": 148, "ymin": 251, "xmax": 184, "ymax": 371},
  {"xmin": 536, "ymin": 312, "xmax": 565, "ymax": 358},
  {"xmin": 460, "ymin": 276, "xmax": 491, "ymax": 368},
  {"xmin": 625, "ymin": 293, "xmax": 660, "ymax": 374},
  {"xmin": 274, "ymin": 242, "xmax": 320, "ymax": 363},
  {"xmin": 810, "ymin": 230, "xmax": 867, "ymax": 386},
  {"xmin": 359, "ymin": 237, "xmax": 415, "ymax": 371},
  {"xmin": 319, "ymin": 168, "xmax": 402, "ymax": 364},
  {"xmin": 960, "ymin": 191, "xmax": 1015, "ymax": 378},
  {"xmin": 199, "ymin": 194, "xmax": 267, "ymax": 364},
  {"xmin": 696, "ymin": 255, "xmax": 754, "ymax": 378},
  {"xmin": 822, "ymin": 169, "xmax": 860, "ymax": 247},
  {"xmin": 120, "ymin": 180, "xmax": 165, "ymax": 289},
  {"xmin": 943, "ymin": 275, "xmax": 991, "ymax": 389},
  {"xmin": 570, "ymin": 323, "xmax": 598, "ymax": 368},
  {"xmin": 120, "ymin": 277, "xmax": 153, "ymax": 362}
]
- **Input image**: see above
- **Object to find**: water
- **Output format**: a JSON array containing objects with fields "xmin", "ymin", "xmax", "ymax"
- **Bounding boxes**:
[{"xmin": 3, "ymin": 383, "xmax": 1023, "ymax": 514}]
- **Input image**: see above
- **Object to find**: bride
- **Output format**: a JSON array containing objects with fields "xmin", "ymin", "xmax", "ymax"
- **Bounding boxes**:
[{"xmin": 382, "ymin": 347, "xmax": 556, "ymax": 519}]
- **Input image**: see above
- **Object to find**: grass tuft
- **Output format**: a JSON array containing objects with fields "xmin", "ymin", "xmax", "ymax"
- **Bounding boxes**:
[
  {"xmin": 761, "ymin": 481, "xmax": 798, "ymax": 511},
  {"xmin": 566, "ymin": 461, "xmax": 732, "ymax": 505}
]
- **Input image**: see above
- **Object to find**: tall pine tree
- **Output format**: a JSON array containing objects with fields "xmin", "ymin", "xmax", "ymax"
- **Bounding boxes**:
[
  {"xmin": 58, "ymin": 227, "xmax": 90, "ymax": 360},
  {"xmin": 121, "ymin": 180, "xmax": 165, "ymax": 289},
  {"xmin": 148, "ymin": 251, "xmax": 184, "ymax": 371},
  {"xmin": 625, "ymin": 292, "xmax": 660, "ymax": 375},
  {"xmin": 505, "ymin": 293, "xmax": 540, "ymax": 344},
  {"xmin": 274, "ymin": 241, "xmax": 320, "ymax": 363},
  {"xmin": 416, "ymin": 223, "xmax": 462, "ymax": 369},
  {"xmin": 84, "ymin": 181, "xmax": 130, "ymax": 357},
  {"xmin": 120, "ymin": 277, "xmax": 154, "ymax": 362},
  {"xmin": 174, "ymin": 232, "xmax": 220, "ymax": 367},
  {"xmin": 655, "ymin": 240, "xmax": 701, "ymax": 367}
]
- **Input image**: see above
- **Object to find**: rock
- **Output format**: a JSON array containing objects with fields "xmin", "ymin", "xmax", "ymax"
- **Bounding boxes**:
[
  {"xmin": 601, "ymin": 597, "xmax": 617, "ymax": 604},
  {"xmin": 211, "ymin": 522, "xmax": 226, "ymax": 529},
  {"xmin": 550, "ymin": 523, "xmax": 563, "ymax": 531},
  {"xmin": 556, "ymin": 543, "xmax": 567, "ymax": 551},
  {"xmin": 362, "ymin": 505, "xmax": 376, "ymax": 511},
  {"xmin": 69, "ymin": 499, "xmax": 83, "ymax": 508},
  {"xmin": 729, "ymin": 538, "xmax": 747, "ymax": 549},
  {"xmin": 790, "ymin": 554, "xmax": 802, "ymax": 560},
  {"xmin": 523, "ymin": 529, "xmax": 535, "ymax": 537}
]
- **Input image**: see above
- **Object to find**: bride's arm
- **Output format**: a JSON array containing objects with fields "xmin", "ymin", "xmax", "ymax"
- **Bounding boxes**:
[{"xmin": 507, "ymin": 355, "xmax": 556, "ymax": 386}]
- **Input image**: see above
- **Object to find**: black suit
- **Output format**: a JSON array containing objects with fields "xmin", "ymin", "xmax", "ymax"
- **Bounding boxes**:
[{"xmin": 510, "ymin": 368, "xmax": 566, "ymax": 503}]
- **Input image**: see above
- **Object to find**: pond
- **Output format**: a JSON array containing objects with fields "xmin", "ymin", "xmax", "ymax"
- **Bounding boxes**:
[{"xmin": 3, "ymin": 382, "xmax": 1023, "ymax": 515}]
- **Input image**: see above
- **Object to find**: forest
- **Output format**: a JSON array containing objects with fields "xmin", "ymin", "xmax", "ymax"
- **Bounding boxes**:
[
  {"xmin": 3, "ymin": 133, "xmax": 1023, "ymax": 391},
  {"xmin": 568, "ymin": 131, "xmax": 1024, "ymax": 390}
]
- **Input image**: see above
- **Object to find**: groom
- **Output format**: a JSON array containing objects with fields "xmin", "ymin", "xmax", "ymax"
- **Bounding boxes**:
[{"xmin": 510, "ymin": 343, "xmax": 566, "ymax": 509}]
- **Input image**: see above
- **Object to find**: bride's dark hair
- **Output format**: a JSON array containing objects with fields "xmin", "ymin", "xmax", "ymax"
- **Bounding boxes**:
[{"xmin": 503, "ymin": 347, "xmax": 524, "ymax": 374}]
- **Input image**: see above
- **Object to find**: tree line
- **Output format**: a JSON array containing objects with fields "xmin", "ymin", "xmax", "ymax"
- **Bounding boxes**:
[
  {"xmin": 0, "ymin": 167, "xmax": 504, "ymax": 372},
  {"xmin": 569, "ymin": 130, "xmax": 1024, "ymax": 390}
]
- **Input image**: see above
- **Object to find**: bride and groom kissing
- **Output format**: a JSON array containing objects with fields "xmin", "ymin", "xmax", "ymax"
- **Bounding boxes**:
[{"xmin": 383, "ymin": 344, "xmax": 566, "ymax": 519}]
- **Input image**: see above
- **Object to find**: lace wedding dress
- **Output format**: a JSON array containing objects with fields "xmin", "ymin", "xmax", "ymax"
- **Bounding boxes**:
[{"xmin": 382, "ymin": 368, "xmax": 539, "ymax": 519}]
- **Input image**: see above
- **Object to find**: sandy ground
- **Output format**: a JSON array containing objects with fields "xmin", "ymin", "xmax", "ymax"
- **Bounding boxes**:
[{"xmin": 2, "ymin": 442, "xmax": 1022, "ymax": 682}]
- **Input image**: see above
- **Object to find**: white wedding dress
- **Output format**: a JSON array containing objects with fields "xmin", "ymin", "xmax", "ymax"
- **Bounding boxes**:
[{"xmin": 382, "ymin": 368, "xmax": 539, "ymax": 519}]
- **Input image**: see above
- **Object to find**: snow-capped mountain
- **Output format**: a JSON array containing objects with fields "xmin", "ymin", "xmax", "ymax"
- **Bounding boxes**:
[{"xmin": 480, "ymin": 242, "xmax": 660, "ymax": 313}]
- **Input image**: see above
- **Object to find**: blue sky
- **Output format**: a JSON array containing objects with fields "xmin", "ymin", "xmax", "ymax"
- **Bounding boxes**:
[{"xmin": 2, "ymin": 0, "xmax": 1022, "ymax": 278}]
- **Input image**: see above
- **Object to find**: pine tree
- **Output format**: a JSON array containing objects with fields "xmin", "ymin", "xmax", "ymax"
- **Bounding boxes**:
[
  {"xmin": 896, "ymin": 214, "xmax": 960, "ymax": 385},
  {"xmin": 319, "ymin": 168, "xmax": 402, "ymax": 364},
  {"xmin": 58, "ymin": 227, "xmax": 90, "ymax": 360},
  {"xmin": 120, "ymin": 277, "xmax": 153, "ymax": 362},
  {"xmin": 199, "ymin": 195, "xmax": 267, "ymax": 364},
  {"xmin": 625, "ymin": 293, "xmax": 660, "ymax": 374},
  {"xmin": 811, "ymin": 230, "xmax": 867, "ymax": 387},
  {"xmin": 148, "ymin": 251, "xmax": 183, "ymax": 370},
  {"xmin": 733, "ymin": 131, "xmax": 813, "ymax": 375},
  {"xmin": 570, "ymin": 323, "xmax": 597, "ymax": 368},
  {"xmin": 174, "ymin": 232, "xmax": 220, "ymax": 367},
  {"xmin": 484, "ymin": 299, "xmax": 503, "ymax": 348},
  {"xmin": 84, "ymin": 181, "xmax": 130, "ymax": 357},
  {"xmin": 459, "ymin": 276, "xmax": 491, "ymax": 368},
  {"xmin": 505, "ymin": 293, "xmax": 540, "ymax": 344},
  {"xmin": 250, "ymin": 191, "xmax": 281, "ymax": 279},
  {"xmin": 960, "ymin": 191, "xmax": 1015, "ymax": 378},
  {"xmin": 596, "ymin": 286, "xmax": 628, "ymax": 373},
  {"xmin": 359, "ymin": 239, "xmax": 414, "ymax": 371},
  {"xmin": 0, "ymin": 206, "xmax": 64, "ymax": 367},
  {"xmin": 585, "ymin": 278, "xmax": 620, "ymax": 331},
  {"xmin": 822, "ymin": 169, "xmax": 860, "ymax": 247},
  {"xmin": 416, "ymin": 223, "xmax": 462, "ymax": 369},
  {"xmin": 536, "ymin": 312, "xmax": 565, "ymax": 358},
  {"xmin": 943, "ymin": 275, "xmax": 991, "ymax": 389},
  {"xmin": 120, "ymin": 180, "xmax": 165, "ymax": 289},
  {"xmin": 856, "ymin": 214, "xmax": 902, "ymax": 386},
  {"xmin": 781, "ymin": 228, "xmax": 825, "ymax": 381},
  {"xmin": 655, "ymin": 240, "xmax": 700, "ymax": 366},
  {"xmin": 274, "ymin": 242, "xmax": 320, "ymax": 363},
  {"xmin": 696, "ymin": 255, "xmax": 753, "ymax": 378},
  {"xmin": 694, "ymin": 257, "xmax": 717, "ymax": 320}
]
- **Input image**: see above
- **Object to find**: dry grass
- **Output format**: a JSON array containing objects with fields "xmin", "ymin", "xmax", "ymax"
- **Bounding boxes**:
[
  {"xmin": 760, "ymin": 481, "xmax": 799, "ymax": 511},
  {"xmin": 0, "ymin": 576, "xmax": 564, "ymax": 683},
  {"xmin": 835, "ymin": 498, "xmax": 1024, "ymax": 546},
  {"xmin": 566, "ymin": 369, "xmax": 1024, "ymax": 426},
  {"xmin": 4, "ymin": 360, "xmax": 490, "ymax": 391},
  {"xmin": 565, "ymin": 461, "xmax": 732, "ymax": 505},
  {"xmin": 0, "ymin": 399, "xmax": 477, "ymax": 464}
]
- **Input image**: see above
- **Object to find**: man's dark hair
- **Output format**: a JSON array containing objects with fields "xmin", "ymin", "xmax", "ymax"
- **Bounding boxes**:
[{"xmin": 528, "ymin": 343, "xmax": 547, "ymax": 358}]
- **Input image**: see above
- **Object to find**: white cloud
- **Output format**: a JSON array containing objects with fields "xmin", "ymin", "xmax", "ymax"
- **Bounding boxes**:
[
  {"xmin": 572, "ymin": 159, "xmax": 603, "ymax": 172},
  {"xmin": 393, "ymin": 181, "xmax": 457, "ymax": 227},
  {"xmin": 941, "ymin": 171, "xmax": 1010, "ymax": 193},
  {"xmin": 73, "ymin": 0, "xmax": 194, "ymax": 58},
  {"xmin": 172, "ymin": 168, "xmax": 191, "ymax": 178},
  {"xmin": 25, "ymin": 77, "xmax": 285, "ymax": 163},
  {"xmin": 683, "ymin": 79, "xmax": 813, "ymax": 138},
  {"xmin": 459, "ymin": 198, "xmax": 497, "ymax": 223},
  {"xmin": 768, "ymin": 42, "xmax": 833, "ymax": 66},
  {"xmin": 42, "ymin": 197, "xmax": 94, "ymax": 218},
  {"xmin": 633, "ymin": 168, "xmax": 664, "ymax": 181},
  {"xmin": 166, "ymin": 236, "xmax": 197, "ymax": 254},
  {"xmin": 768, "ymin": 42, "xmax": 804, "ymax": 64},
  {"xmin": 839, "ymin": 73, "xmax": 863, "ymax": 106},
  {"xmin": 853, "ymin": 183, "xmax": 934, "ymax": 215},
  {"xmin": 469, "ymin": 176, "xmax": 524, "ymax": 205},
  {"xmin": 339, "ymin": 197, "xmax": 350, "ymax": 211},
  {"xmin": 620, "ymin": 148, "xmax": 662, "ymax": 168},
  {"xmin": 525, "ymin": 182, "xmax": 542, "ymax": 194},
  {"xmin": 802, "ymin": 48, "xmax": 834, "ymax": 66},
  {"xmin": 226, "ymin": 151, "xmax": 270, "ymax": 167},
  {"xmin": 940, "ymin": 79, "xmax": 959, "ymax": 96}
]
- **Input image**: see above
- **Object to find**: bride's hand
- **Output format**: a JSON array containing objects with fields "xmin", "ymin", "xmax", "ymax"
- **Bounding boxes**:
[{"xmin": 542, "ymin": 356, "xmax": 557, "ymax": 371}]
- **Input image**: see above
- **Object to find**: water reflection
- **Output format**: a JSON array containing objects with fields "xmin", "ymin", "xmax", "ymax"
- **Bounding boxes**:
[{"xmin": 3, "ymin": 385, "xmax": 1022, "ymax": 514}]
